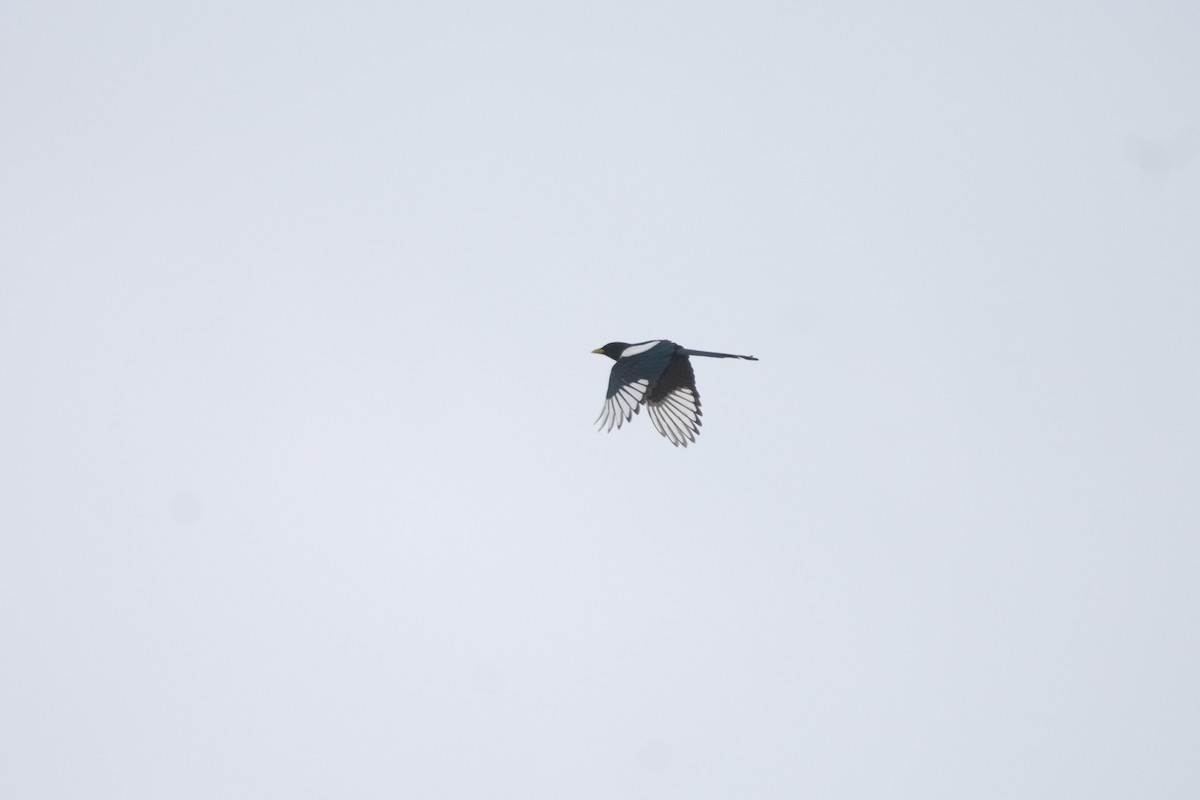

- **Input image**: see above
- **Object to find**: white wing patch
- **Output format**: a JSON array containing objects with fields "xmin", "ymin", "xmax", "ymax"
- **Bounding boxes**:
[
  {"xmin": 595, "ymin": 378, "xmax": 651, "ymax": 433},
  {"xmin": 619, "ymin": 340, "xmax": 662, "ymax": 359},
  {"xmin": 647, "ymin": 387, "xmax": 702, "ymax": 447}
]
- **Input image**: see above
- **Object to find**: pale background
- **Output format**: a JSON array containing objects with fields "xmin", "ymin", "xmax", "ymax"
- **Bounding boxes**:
[{"xmin": 2, "ymin": 2, "xmax": 1198, "ymax": 798}]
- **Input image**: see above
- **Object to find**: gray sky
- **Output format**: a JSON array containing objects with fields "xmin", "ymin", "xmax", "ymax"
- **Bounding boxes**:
[{"xmin": 2, "ymin": 2, "xmax": 1198, "ymax": 798}]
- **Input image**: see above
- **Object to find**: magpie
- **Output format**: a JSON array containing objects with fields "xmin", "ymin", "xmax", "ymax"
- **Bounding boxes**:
[{"xmin": 592, "ymin": 340, "xmax": 758, "ymax": 447}]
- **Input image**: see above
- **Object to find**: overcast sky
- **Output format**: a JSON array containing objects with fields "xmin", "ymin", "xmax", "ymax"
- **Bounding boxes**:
[{"xmin": 2, "ymin": 2, "xmax": 1198, "ymax": 798}]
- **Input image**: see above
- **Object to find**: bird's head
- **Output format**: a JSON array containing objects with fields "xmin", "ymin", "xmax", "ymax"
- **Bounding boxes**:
[{"xmin": 591, "ymin": 342, "xmax": 628, "ymax": 361}]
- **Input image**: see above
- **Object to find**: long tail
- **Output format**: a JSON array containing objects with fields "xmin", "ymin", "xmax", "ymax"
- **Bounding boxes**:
[{"xmin": 682, "ymin": 349, "xmax": 759, "ymax": 361}]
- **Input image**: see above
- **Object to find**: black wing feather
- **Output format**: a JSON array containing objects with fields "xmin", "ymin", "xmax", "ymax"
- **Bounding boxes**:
[
  {"xmin": 646, "ymin": 351, "xmax": 703, "ymax": 447},
  {"xmin": 595, "ymin": 341, "xmax": 676, "ymax": 432}
]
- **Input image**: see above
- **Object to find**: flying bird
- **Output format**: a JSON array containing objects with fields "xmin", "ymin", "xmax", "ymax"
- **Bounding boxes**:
[{"xmin": 592, "ymin": 339, "xmax": 758, "ymax": 447}]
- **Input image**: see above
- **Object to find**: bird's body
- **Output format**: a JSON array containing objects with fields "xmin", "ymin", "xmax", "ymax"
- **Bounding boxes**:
[{"xmin": 592, "ymin": 339, "xmax": 758, "ymax": 447}]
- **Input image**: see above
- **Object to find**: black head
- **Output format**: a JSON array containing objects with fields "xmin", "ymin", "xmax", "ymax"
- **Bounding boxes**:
[{"xmin": 591, "ymin": 342, "xmax": 629, "ymax": 361}]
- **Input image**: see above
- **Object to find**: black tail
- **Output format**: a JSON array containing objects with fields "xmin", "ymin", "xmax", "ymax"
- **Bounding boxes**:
[{"xmin": 682, "ymin": 349, "xmax": 758, "ymax": 361}]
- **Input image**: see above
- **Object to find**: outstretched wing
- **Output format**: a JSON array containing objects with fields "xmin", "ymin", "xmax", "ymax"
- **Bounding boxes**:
[
  {"xmin": 595, "ymin": 341, "xmax": 675, "ymax": 433},
  {"xmin": 646, "ymin": 352, "xmax": 703, "ymax": 447}
]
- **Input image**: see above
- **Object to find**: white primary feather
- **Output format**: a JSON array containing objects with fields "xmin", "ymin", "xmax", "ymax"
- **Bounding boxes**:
[
  {"xmin": 647, "ymin": 387, "xmax": 701, "ymax": 447},
  {"xmin": 595, "ymin": 378, "xmax": 651, "ymax": 432}
]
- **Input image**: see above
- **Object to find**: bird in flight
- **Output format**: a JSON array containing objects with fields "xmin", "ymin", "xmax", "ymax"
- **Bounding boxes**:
[{"xmin": 592, "ymin": 340, "xmax": 758, "ymax": 447}]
